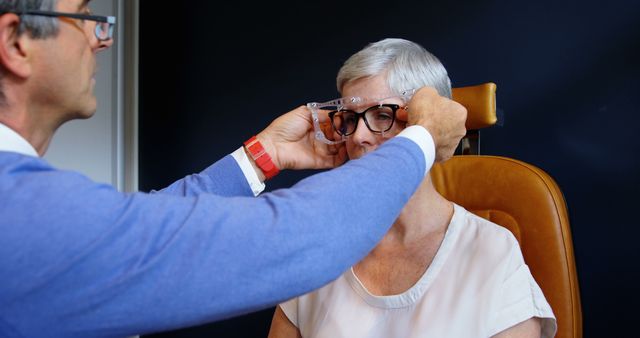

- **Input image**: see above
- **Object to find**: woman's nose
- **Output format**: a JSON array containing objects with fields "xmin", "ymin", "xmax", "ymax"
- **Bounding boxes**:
[{"xmin": 350, "ymin": 118, "xmax": 376, "ymax": 145}]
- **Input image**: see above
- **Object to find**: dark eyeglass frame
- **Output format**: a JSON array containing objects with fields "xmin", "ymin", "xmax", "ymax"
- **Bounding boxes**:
[
  {"xmin": 3, "ymin": 9, "xmax": 116, "ymax": 41},
  {"xmin": 328, "ymin": 104, "xmax": 402, "ymax": 136}
]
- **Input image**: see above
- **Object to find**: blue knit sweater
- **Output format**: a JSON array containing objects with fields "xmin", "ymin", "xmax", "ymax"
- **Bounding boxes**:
[{"xmin": 0, "ymin": 137, "xmax": 425, "ymax": 337}]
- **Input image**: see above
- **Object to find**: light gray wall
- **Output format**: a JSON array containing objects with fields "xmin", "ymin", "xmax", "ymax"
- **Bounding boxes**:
[{"xmin": 44, "ymin": 0, "xmax": 138, "ymax": 192}]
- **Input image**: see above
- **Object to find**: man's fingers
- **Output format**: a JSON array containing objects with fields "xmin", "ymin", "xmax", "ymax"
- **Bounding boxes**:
[
  {"xmin": 314, "ymin": 142, "xmax": 347, "ymax": 168},
  {"xmin": 405, "ymin": 86, "xmax": 439, "ymax": 125},
  {"xmin": 312, "ymin": 108, "xmax": 332, "ymax": 123},
  {"xmin": 402, "ymin": 86, "xmax": 469, "ymax": 163},
  {"xmin": 396, "ymin": 107, "xmax": 408, "ymax": 122}
]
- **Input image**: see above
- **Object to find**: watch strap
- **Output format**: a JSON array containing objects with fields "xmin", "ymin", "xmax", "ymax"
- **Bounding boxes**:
[{"xmin": 243, "ymin": 136, "xmax": 280, "ymax": 180}]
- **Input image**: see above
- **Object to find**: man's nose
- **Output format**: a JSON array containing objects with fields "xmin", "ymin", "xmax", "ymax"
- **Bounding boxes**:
[{"xmin": 94, "ymin": 37, "xmax": 114, "ymax": 53}]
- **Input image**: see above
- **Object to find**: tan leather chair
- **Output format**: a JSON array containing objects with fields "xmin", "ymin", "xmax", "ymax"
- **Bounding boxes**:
[{"xmin": 430, "ymin": 83, "xmax": 583, "ymax": 338}]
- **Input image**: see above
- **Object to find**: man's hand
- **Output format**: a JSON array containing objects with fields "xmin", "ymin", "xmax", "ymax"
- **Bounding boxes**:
[
  {"xmin": 256, "ymin": 106, "xmax": 347, "ymax": 172},
  {"xmin": 397, "ymin": 87, "xmax": 467, "ymax": 162}
]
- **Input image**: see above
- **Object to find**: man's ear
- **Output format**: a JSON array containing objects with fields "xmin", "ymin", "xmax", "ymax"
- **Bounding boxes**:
[{"xmin": 0, "ymin": 14, "xmax": 32, "ymax": 79}]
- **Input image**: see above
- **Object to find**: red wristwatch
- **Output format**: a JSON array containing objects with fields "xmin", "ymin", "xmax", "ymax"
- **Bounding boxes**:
[{"xmin": 243, "ymin": 136, "xmax": 280, "ymax": 180}]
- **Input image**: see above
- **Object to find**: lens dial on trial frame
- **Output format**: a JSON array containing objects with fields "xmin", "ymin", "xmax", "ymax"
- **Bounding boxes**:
[{"xmin": 329, "ymin": 104, "xmax": 400, "ymax": 136}]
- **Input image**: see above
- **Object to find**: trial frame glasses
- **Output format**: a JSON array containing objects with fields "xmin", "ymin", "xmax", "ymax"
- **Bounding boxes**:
[
  {"xmin": 4, "ymin": 9, "xmax": 116, "ymax": 41},
  {"xmin": 307, "ymin": 88, "xmax": 417, "ymax": 144}
]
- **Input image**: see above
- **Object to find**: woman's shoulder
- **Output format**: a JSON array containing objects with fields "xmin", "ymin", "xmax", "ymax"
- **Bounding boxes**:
[{"xmin": 450, "ymin": 204, "xmax": 522, "ymax": 258}]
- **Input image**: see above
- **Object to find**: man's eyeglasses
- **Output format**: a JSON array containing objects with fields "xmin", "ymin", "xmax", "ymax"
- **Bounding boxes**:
[
  {"xmin": 329, "ymin": 104, "xmax": 402, "ymax": 136},
  {"xmin": 5, "ymin": 10, "xmax": 115, "ymax": 41}
]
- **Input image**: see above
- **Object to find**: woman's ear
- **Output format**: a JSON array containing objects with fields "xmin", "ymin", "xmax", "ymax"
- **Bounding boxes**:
[{"xmin": 0, "ymin": 13, "xmax": 33, "ymax": 79}]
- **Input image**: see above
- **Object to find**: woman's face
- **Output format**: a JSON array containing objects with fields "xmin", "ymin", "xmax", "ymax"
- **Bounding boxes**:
[{"xmin": 341, "ymin": 75, "xmax": 407, "ymax": 160}]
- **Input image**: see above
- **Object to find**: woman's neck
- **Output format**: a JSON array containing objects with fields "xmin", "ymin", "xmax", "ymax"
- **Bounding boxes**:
[
  {"xmin": 352, "ymin": 177, "xmax": 454, "ymax": 296},
  {"xmin": 378, "ymin": 177, "xmax": 453, "ymax": 247}
]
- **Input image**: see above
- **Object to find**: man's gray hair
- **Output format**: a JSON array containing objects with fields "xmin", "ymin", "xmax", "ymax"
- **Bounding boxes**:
[
  {"xmin": 0, "ymin": 0, "xmax": 57, "ymax": 103},
  {"xmin": 336, "ymin": 38, "xmax": 452, "ymax": 99},
  {"xmin": 0, "ymin": 0, "xmax": 59, "ymax": 38}
]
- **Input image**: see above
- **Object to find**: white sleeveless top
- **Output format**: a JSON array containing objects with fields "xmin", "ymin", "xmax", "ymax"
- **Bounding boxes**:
[{"xmin": 280, "ymin": 204, "xmax": 557, "ymax": 338}]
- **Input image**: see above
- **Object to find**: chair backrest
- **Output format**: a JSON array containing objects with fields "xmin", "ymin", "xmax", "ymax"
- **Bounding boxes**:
[{"xmin": 431, "ymin": 83, "xmax": 583, "ymax": 338}]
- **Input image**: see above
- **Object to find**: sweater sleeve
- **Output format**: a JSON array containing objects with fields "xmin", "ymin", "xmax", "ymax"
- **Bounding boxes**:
[
  {"xmin": 153, "ymin": 154, "xmax": 254, "ymax": 197},
  {"xmin": 0, "ymin": 137, "xmax": 425, "ymax": 338}
]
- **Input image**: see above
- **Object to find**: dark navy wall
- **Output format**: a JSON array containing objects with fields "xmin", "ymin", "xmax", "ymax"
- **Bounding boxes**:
[{"xmin": 139, "ymin": 1, "xmax": 640, "ymax": 337}]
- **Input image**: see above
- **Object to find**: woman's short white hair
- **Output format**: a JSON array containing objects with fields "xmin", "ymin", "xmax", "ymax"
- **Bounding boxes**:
[{"xmin": 337, "ymin": 38, "xmax": 452, "ymax": 98}]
